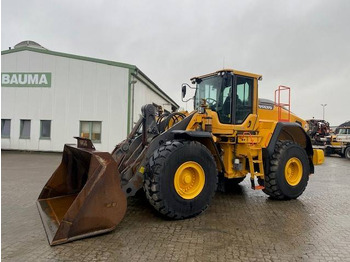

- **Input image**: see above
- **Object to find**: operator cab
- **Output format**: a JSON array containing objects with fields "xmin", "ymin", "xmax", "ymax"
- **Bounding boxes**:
[{"xmin": 190, "ymin": 70, "xmax": 261, "ymax": 125}]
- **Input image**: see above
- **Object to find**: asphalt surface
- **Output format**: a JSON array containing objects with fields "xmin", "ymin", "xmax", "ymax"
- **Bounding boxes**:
[{"xmin": 1, "ymin": 151, "xmax": 350, "ymax": 262}]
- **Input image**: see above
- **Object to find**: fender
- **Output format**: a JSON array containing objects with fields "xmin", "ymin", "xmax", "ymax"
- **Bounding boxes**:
[
  {"xmin": 172, "ymin": 130, "xmax": 226, "ymax": 173},
  {"xmin": 264, "ymin": 122, "xmax": 314, "ymax": 174}
]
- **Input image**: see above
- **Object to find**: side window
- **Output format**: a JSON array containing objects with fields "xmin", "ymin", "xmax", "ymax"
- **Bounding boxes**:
[
  {"xmin": 80, "ymin": 121, "xmax": 102, "ymax": 143},
  {"xmin": 40, "ymin": 120, "xmax": 51, "ymax": 139},
  {"xmin": 20, "ymin": 119, "xmax": 31, "ymax": 139},
  {"xmin": 1, "ymin": 119, "xmax": 11, "ymax": 138},
  {"xmin": 235, "ymin": 76, "xmax": 253, "ymax": 124}
]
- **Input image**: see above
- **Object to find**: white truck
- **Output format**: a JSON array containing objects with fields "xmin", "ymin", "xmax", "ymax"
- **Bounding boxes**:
[{"xmin": 325, "ymin": 123, "xmax": 350, "ymax": 159}]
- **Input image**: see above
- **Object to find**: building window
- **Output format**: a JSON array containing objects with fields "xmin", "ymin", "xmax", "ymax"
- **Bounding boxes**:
[
  {"xmin": 80, "ymin": 121, "xmax": 102, "ymax": 143},
  {"xmin": 40, "ymin": 120, "xmax": 51, "ymax": 139},
  {"xmin": 1, "ymin": 119, "xmax": 11, "ymax": 138},
  {"xmin": 20, "ymin": 119, "xmax": 31, "ymax": 139}
]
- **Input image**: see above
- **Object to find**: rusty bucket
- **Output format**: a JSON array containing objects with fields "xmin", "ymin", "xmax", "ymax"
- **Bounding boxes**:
[{"xmin": 37, "ymin": 141, "xmax": 127, "ymax": 245}]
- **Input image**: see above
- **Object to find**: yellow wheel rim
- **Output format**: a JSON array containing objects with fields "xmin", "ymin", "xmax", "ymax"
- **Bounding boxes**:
[
  {"xmin": 174, "ymin": 161, "xmax": 205, "ymax": 200},
  {"xmin": 284, "ymin": 157, "xmax": 303, "ymax": 186}
]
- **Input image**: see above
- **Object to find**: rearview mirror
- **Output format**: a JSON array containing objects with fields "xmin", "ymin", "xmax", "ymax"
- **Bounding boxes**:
[
  {"xmin": 181, "ymin": 84, "xmax": 187, "ymax": 99},
  {"xmin": 181, "ymin": 83, "xmax": 196, "ymax": 102}
]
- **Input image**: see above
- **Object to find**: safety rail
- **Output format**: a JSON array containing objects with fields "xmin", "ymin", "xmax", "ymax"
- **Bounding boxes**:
[{"xmin": 274, "ymin": 85, "xmax": 291, "ymax": 122}]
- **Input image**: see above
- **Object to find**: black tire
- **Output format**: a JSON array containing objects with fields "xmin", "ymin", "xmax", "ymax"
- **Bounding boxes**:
[
  {"xmin": 345, "ymin": 147, "xmax": 350, "ymax": 160},
  {"xmin": 143, "ymin": 140, "xmax": 218, "ymax": 219},
  {"xmin": 263, "ymin": 140, "xmax": 310, "ymax": 200}
]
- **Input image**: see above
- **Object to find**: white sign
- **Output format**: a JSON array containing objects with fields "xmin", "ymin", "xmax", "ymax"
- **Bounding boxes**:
[{"xmin": 1, "ymin": 73, "xmax": 51, "ymax": 87}]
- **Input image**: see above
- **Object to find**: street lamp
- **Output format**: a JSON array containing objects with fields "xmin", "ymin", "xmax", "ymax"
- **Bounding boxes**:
[{"xmin": 321, "ymin": 104, "xmax": 327, "ymax": 120}]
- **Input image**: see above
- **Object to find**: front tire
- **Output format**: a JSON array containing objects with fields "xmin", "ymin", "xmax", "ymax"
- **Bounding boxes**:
[
  {"xmin": 263, "ymin": 140, "xmax": 310, "ymax": 200},
  {"xmin": 144, "ymin": 140, "xmax": 218, "ymax": 219}
]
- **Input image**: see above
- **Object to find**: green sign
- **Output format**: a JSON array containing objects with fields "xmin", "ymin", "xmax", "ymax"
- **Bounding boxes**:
[{"xmin": 1, "ymin": 72, "xmax": 51, "ymax": 87}]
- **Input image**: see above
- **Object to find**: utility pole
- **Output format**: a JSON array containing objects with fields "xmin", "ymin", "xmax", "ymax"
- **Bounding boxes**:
[{"xmin": 321, "ymin": 104, "xmax": 327, "ymax": 120}]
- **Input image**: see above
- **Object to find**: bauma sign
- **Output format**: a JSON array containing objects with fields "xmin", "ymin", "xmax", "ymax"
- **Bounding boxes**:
[{"xmin": 1, "ymin": 73, "xmax": 51, "ymax": 87}]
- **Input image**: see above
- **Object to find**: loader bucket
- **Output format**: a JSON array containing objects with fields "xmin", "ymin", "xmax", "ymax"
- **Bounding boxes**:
[{"xmin": 37, "ymin": 143, "xmax": 127, "ymax": 245}]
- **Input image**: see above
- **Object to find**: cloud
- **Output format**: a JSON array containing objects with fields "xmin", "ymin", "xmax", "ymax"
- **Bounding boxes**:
[{"xmin": 2, "ymin": 0, "xmax": 349, "ymax": 125}]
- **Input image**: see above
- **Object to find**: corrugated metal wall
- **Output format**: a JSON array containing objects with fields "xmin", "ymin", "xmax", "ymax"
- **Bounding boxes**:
[{"xmin": 131, "ymin": 74, "xmax": 173, "ymax": 126}]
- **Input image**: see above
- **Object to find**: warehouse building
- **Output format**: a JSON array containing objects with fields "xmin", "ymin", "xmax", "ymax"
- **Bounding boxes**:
[{"xmin": 1, "ymin": 41, "xmax": 178, "ymax": 152}]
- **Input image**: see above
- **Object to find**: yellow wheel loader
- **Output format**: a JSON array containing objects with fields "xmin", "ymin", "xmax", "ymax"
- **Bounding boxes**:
[{"xmin": 37, "ymin": 69, "xmax": 324, "ymax": 245}]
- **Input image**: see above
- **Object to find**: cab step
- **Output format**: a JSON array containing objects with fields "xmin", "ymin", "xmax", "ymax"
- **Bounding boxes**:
[{"xmin": 250, "ymin": 178, "xmax": 265, "ymax": 190}]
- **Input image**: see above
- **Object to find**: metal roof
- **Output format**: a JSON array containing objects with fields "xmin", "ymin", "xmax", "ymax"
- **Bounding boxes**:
[{"xmin": 1, "ymin": 46, "xmax": 179, "ymax": 108}]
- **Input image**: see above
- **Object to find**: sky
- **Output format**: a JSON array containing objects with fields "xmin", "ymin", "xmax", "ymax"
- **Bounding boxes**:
[{"xmin": 2, "ymin": 0, "xmax": 350, "ymax": 126}]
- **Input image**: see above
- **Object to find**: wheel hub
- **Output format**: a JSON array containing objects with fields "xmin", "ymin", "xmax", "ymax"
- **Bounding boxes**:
[
  {"xmin": 174, "ymin": 161, "xmax": 205, "ymax": 199},
  {"xmin": 284, "ymin": 157, "xmax": 303, "ymax": 186},
  {"xmin": 183, "ymin": 173, "xmax": 192, "ymax": 184}
]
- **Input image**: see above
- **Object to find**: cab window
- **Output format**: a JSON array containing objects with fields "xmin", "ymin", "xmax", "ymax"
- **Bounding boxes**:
[
  {"xmin": 235, "ymin": 76, "xmax": 253, "ymax": 124},
  {"xmin": 217, "ymin": 81, "xmax": 232, "ymax": 124}
]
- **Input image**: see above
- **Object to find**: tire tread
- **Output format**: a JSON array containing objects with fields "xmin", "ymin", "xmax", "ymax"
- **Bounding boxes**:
[
  {"xmin": 143, "ymin": 140, "xmax": 217, "ymax": 219},
  {"xmin": 263, "ymin": 140, "xmax": 309, "ymax": 200}
]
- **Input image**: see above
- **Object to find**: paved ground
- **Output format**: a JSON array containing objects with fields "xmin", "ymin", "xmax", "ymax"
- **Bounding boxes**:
[{"xmin": 1, "ymin": 151, "xmax": 350, "ymax": 262}]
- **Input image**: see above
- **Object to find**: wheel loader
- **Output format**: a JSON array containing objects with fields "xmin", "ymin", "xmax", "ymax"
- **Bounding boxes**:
[{"xmin": 37, "ymin": 69, "xmax": 324, "ymax": 245}]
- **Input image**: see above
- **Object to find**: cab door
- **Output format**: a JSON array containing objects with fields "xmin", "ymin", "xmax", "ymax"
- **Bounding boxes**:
[{"xmin": 231, "ymin": 75, "xmax": 257, "ymax": 131}]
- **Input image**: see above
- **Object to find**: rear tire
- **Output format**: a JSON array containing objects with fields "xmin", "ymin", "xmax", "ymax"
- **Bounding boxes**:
[
  {"xmin": 345, "ymin": 147, "xmax": 350, "ymax": 160},
  {"xmin": 263, "ymin": 140, "xmax": 310, "ymax": 200},
  {"xmin": 144, "ymin": 140, "xmax": 218, "ymax": 219}
]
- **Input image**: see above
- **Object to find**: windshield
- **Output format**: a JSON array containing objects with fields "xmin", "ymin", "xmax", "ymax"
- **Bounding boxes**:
[
  {"xmin": 338, "ymin": 128, "xmax": 350, "ymax": 135},
  {"xmin": 194, "ymin": 74, "xmax": 233, "ymax": 124}
]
